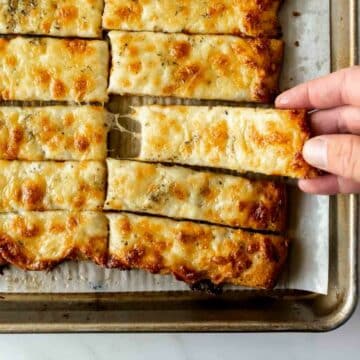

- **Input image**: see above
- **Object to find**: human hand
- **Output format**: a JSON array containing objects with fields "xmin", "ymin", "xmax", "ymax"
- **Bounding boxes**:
[{"xmin": 275, "ymin": 66, "xmax": 360, "ymax": 195}]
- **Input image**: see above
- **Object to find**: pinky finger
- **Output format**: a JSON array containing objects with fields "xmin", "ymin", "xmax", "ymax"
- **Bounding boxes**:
[{"xmin": 298, "ymin": 175, "xmax": 360, "ymax": 195}]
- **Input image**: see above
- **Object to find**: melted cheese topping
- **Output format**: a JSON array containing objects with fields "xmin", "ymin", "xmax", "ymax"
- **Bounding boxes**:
[
  {"xmin": 0, "ymin": 106, "xmax": 108, "ymax": 160},
  {"xmin": 0, "ymin": 0, "xmax": 104, "ymax": 38},
  {"xmin": 133, "ymin": 105, "xmax": 318, "ymax": 179},
  {"xmin": 105, "ymin": 159, "xmax": 286, "ymax": 232},
  {"xmin": 0, "ymin": 37, "xmax": 109, "ymax": 102},
  {"xmin": 0, "ymin": 161, "xmax": 106, "ymax": 211},
  {"xmin": 108, "ymin": 31, "xmax": 283, "ymax": 103},
  {"xmin": 107, "ymin": 213, "xmax": 289, "ymax": 289},
  {"xmin": 103, "ymin": 0, "xmax": 282, "ymax": 37},
  {"xmin": 0, "ymin": 211, "xmax": 108, "ymax": 270}
]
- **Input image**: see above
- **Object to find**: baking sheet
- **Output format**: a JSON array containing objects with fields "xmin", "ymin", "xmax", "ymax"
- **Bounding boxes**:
[{"xmin": 0, "ymin": 0, "xmax": 330, "ymax": 295}]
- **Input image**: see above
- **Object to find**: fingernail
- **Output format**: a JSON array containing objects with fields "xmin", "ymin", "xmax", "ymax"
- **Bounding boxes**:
[
  {"xmin": 276, "ymin": 95, "xmax": 290, "ymax": 106},
  {"xmin": 303, "ymin": 138, "xmax": 328, "ymax": 169}
]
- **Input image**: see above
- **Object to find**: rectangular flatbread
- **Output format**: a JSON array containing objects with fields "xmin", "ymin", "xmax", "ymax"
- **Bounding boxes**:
[
  {"xmin": 0, "ymin": 37, "xmax": 109, "ymax": 102},
  {"xmin": 0, "ymin": 161, "xmax": 106, "ymax": 211},
  {"xmin": 107, "ymin": 213, "xmax": 289, "ymax": 289},
  {"xmin": 0, "ymin": 106, "xmax": 108, "ymax": 160},
  {"xmin": 103, "ymin": 0, "xmax": 282, "ymax": 38},
  {"xmin": 108, "ymin": 31, "xmax": 283, "ymax": 103},
  {"xmin": 0, "ymin": 0, "xmax": 104, "ymax": 38},
  {"xmin": 132, "ymin": 105, "xmax": 318, "ymax": 179},
  {"xmin": 0, "ymin": 211, "xmax": 108, "ymax": 270},
  {"xmin": 105, "ymin": 159, "xmax": 287, "ymax": 232}
]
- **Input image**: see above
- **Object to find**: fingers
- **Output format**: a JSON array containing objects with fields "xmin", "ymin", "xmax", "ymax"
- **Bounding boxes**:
[
  {"xmin": 276, "ymin": 66, "xmax": 360, "ymax": 109},
  {"xmin": 277, "ymin": 66, "xmax": 360, "ymax": 194},
  {"xmin": 299, "ymin": 175, "xmax": 360, "ymax": 195},
  {"xmin": 310, "ymin": 106, "xmax": 360, "ymax": 135},
  {"xmin": 303, "ymin": 135, "xmax": 360, "ymax": 182}
]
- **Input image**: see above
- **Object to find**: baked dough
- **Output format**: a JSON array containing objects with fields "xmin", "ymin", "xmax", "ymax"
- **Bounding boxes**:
[
  {"xmin": 103, "ymin": 0, "xmax": 282, "ymax": 37},
  {"xmin": 108, "ymin": 31, "xmax": 283, "ymax": 103},
  {"xmin": 107, "ymin": 213, "xmax": 289, "ymax": 289},
  {"xmin": 0, "ymin": 161, "xmax": 106, "ymax": 211},
  {"xmin": 0, "ymin": 37, "xmax": 109, "ymax": 102},
  {"xmin": 0, "ymin": 106, "xmax": 108, "ymax": 160},
  {"xmin": 0, "ymin": 211, "xmax": 108, "ymax": 270},
  {"xmin": 105, "ymin": 159, "xmax": 287, "ymax": 231},
  {"xmin": 132, "ymin": 105, "xmax": 317, "ymax": 179},
  {"xmin": 0, "ymin": 0, "xmax": 104, "ymax": 38}
]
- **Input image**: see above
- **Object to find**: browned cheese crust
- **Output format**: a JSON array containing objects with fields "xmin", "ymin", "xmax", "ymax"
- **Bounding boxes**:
[
  {"xmin": 0, "ymin": 212, "xmax": 108, "ymax": 270},
  {"xmin": 0, "ymin": 0, "xmax": 104, "ymax": 38},
  {"xmin": 107, "ymin": 213, "xmax": 289, "ymax": 289},
  {"xmin": 135, "ymin": 106, "xmax": 319, "ymax": 179},
  {"xmin": 103, "ymin": 0, "xmax": 282, "ymax": 38},
  {"xmin": 0, "ymin": 37, "xmax": 109, "ymax": 102},
  {"xmin": 108, "ymin": 31, "xmax": 284, "ymax": 103},
  {"xmin": 0, "ymin": 161, "xmax": 106, "ymax": 211},
  {"xmin": 0, "ymin": 106, "xmax": 108, "ymax": 161},
  {"xmin": 105, "ymin": 159, "xmax": 287, "ymax": 232}
]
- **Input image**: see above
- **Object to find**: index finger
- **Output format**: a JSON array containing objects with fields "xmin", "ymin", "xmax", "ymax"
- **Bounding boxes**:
[{"xmin": 275, "ymin": 66, "xmax": 360, "ymax": 110}]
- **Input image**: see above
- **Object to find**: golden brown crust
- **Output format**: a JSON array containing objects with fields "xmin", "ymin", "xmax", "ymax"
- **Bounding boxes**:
[
  {"xmin": 0, "ymin": 0, "xmax": 104, "ymax": 38},
  {"xmin": 107, "ymin": 213, "xmax": 289, "ymax": 289},
  {"xmin": 0, "ymin": 161, "xmax": 106, "ymax": 211},
  {"xmin": 0, "ymin": 37, "xmax": 108, "ymax": 102},
  {"xmin": 103, "ymin": 0, "xmax": 282, "ymax": 38},
  {"xmin": 108, "ymin": 31, "xmax": 283, "ymax": 103},
  {"xmin": 105, "ymin": 159, "xmax": 287, "ymax": 232},
  {"xmin": 135, "ymin": 105, "xmax": 319, "ymax": 179},
  {"xmin": 0, "ymin": 212, "xmax": 108, "ymax": 271},
  {"xmin": 0, "ymin": 106, "xmax": 108, "ymax": 161}
]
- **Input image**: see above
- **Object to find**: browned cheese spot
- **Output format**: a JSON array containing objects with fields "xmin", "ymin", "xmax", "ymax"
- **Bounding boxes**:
[
  {"xmin": 65, "ymin": 39, "xmax": 89, "ymax": 55},
  {"xmin": 5, "ymin": 127, "xmax": 23, "ymax": 159},
  {"xmin": 169, "ymin": 41, "xmax": 191, "ymax": 59},
  {"xmin": 21, "ymin": 181, "xmax": 45, "ymax": 210},
  {"xmin": 175, "ymin": 64, "xmax": 201, "ymax": 86},
  {"xmin": 118, "ymin": 218, "xmax": 132, "ymax": 234},
  {"xmin": 208, "ymin": 3, "xmax": 226, "ymax": 17},
  {"xmin": 5, "ymin": 55, "xmax": 17, "ymax": 67},
  {"xmin": 14, "ymin": 217, "xmax": 41, "ymax": 238},
  {"xmin": 115, "ymin": 3, "xmax": 142, "ymax": 22},
  {"xmin": 264, "ymin": 238, "xmax": 280, "ymax": 262},
  {"xmin": 67, "ymin": 215, "xmax": 78, "ymax": 230},
  {"xmin": 74, "ymin": 76, "xmax": 88, "ymax": 100},
  {"xmin": 50, "ymin": 223, "xmax": 66, "ymax": 234},
  {"xmin": 53, "ymin": 79, "xmax": 67, "ymax": 99},
  {"xmin": 169, "ymin": 182, "xmax": 188, "ymax": 200},
  {"xmin": 74, "ymin": 135, "xmax": 90, "ymax": 152},
  {"xmin": 173, "ymin": 265, "xmax": 200, "ymax": 284},
  {"xmin": 129, "ymin": 61, "xmax": 142, "ymax": 74},
  {"xmin": 57, "ymin": 5, "xmax": 79, "ymax": 26},
  {"xmin": 64, "ymin": 113, "xmax": 75, "ymax": 126},
  {"xmin": 35, "ymin": 69, "xmax": 51, "ymax": 87}
]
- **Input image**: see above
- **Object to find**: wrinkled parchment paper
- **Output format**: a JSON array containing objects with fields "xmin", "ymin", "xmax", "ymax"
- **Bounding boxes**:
[{"xmin": 0, "ymin": 0, "xmax": 330, "ymax": 294}]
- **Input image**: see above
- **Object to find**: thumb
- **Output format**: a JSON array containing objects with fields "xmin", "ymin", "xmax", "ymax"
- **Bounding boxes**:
[{"xmin": 303, "ymin": 135, "xmax": 360, "ymax": 182}]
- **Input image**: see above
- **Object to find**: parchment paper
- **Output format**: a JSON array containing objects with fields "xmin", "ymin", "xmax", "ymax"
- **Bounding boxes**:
[{"xmin": 0, "ymin": 0, "xmax": 330, "ymax": 294}]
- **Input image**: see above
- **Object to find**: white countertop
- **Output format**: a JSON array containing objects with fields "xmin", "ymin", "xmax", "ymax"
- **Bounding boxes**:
[{"xmin": 0, "ymin": 302, "xmax": 358, "ymax": 359}]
